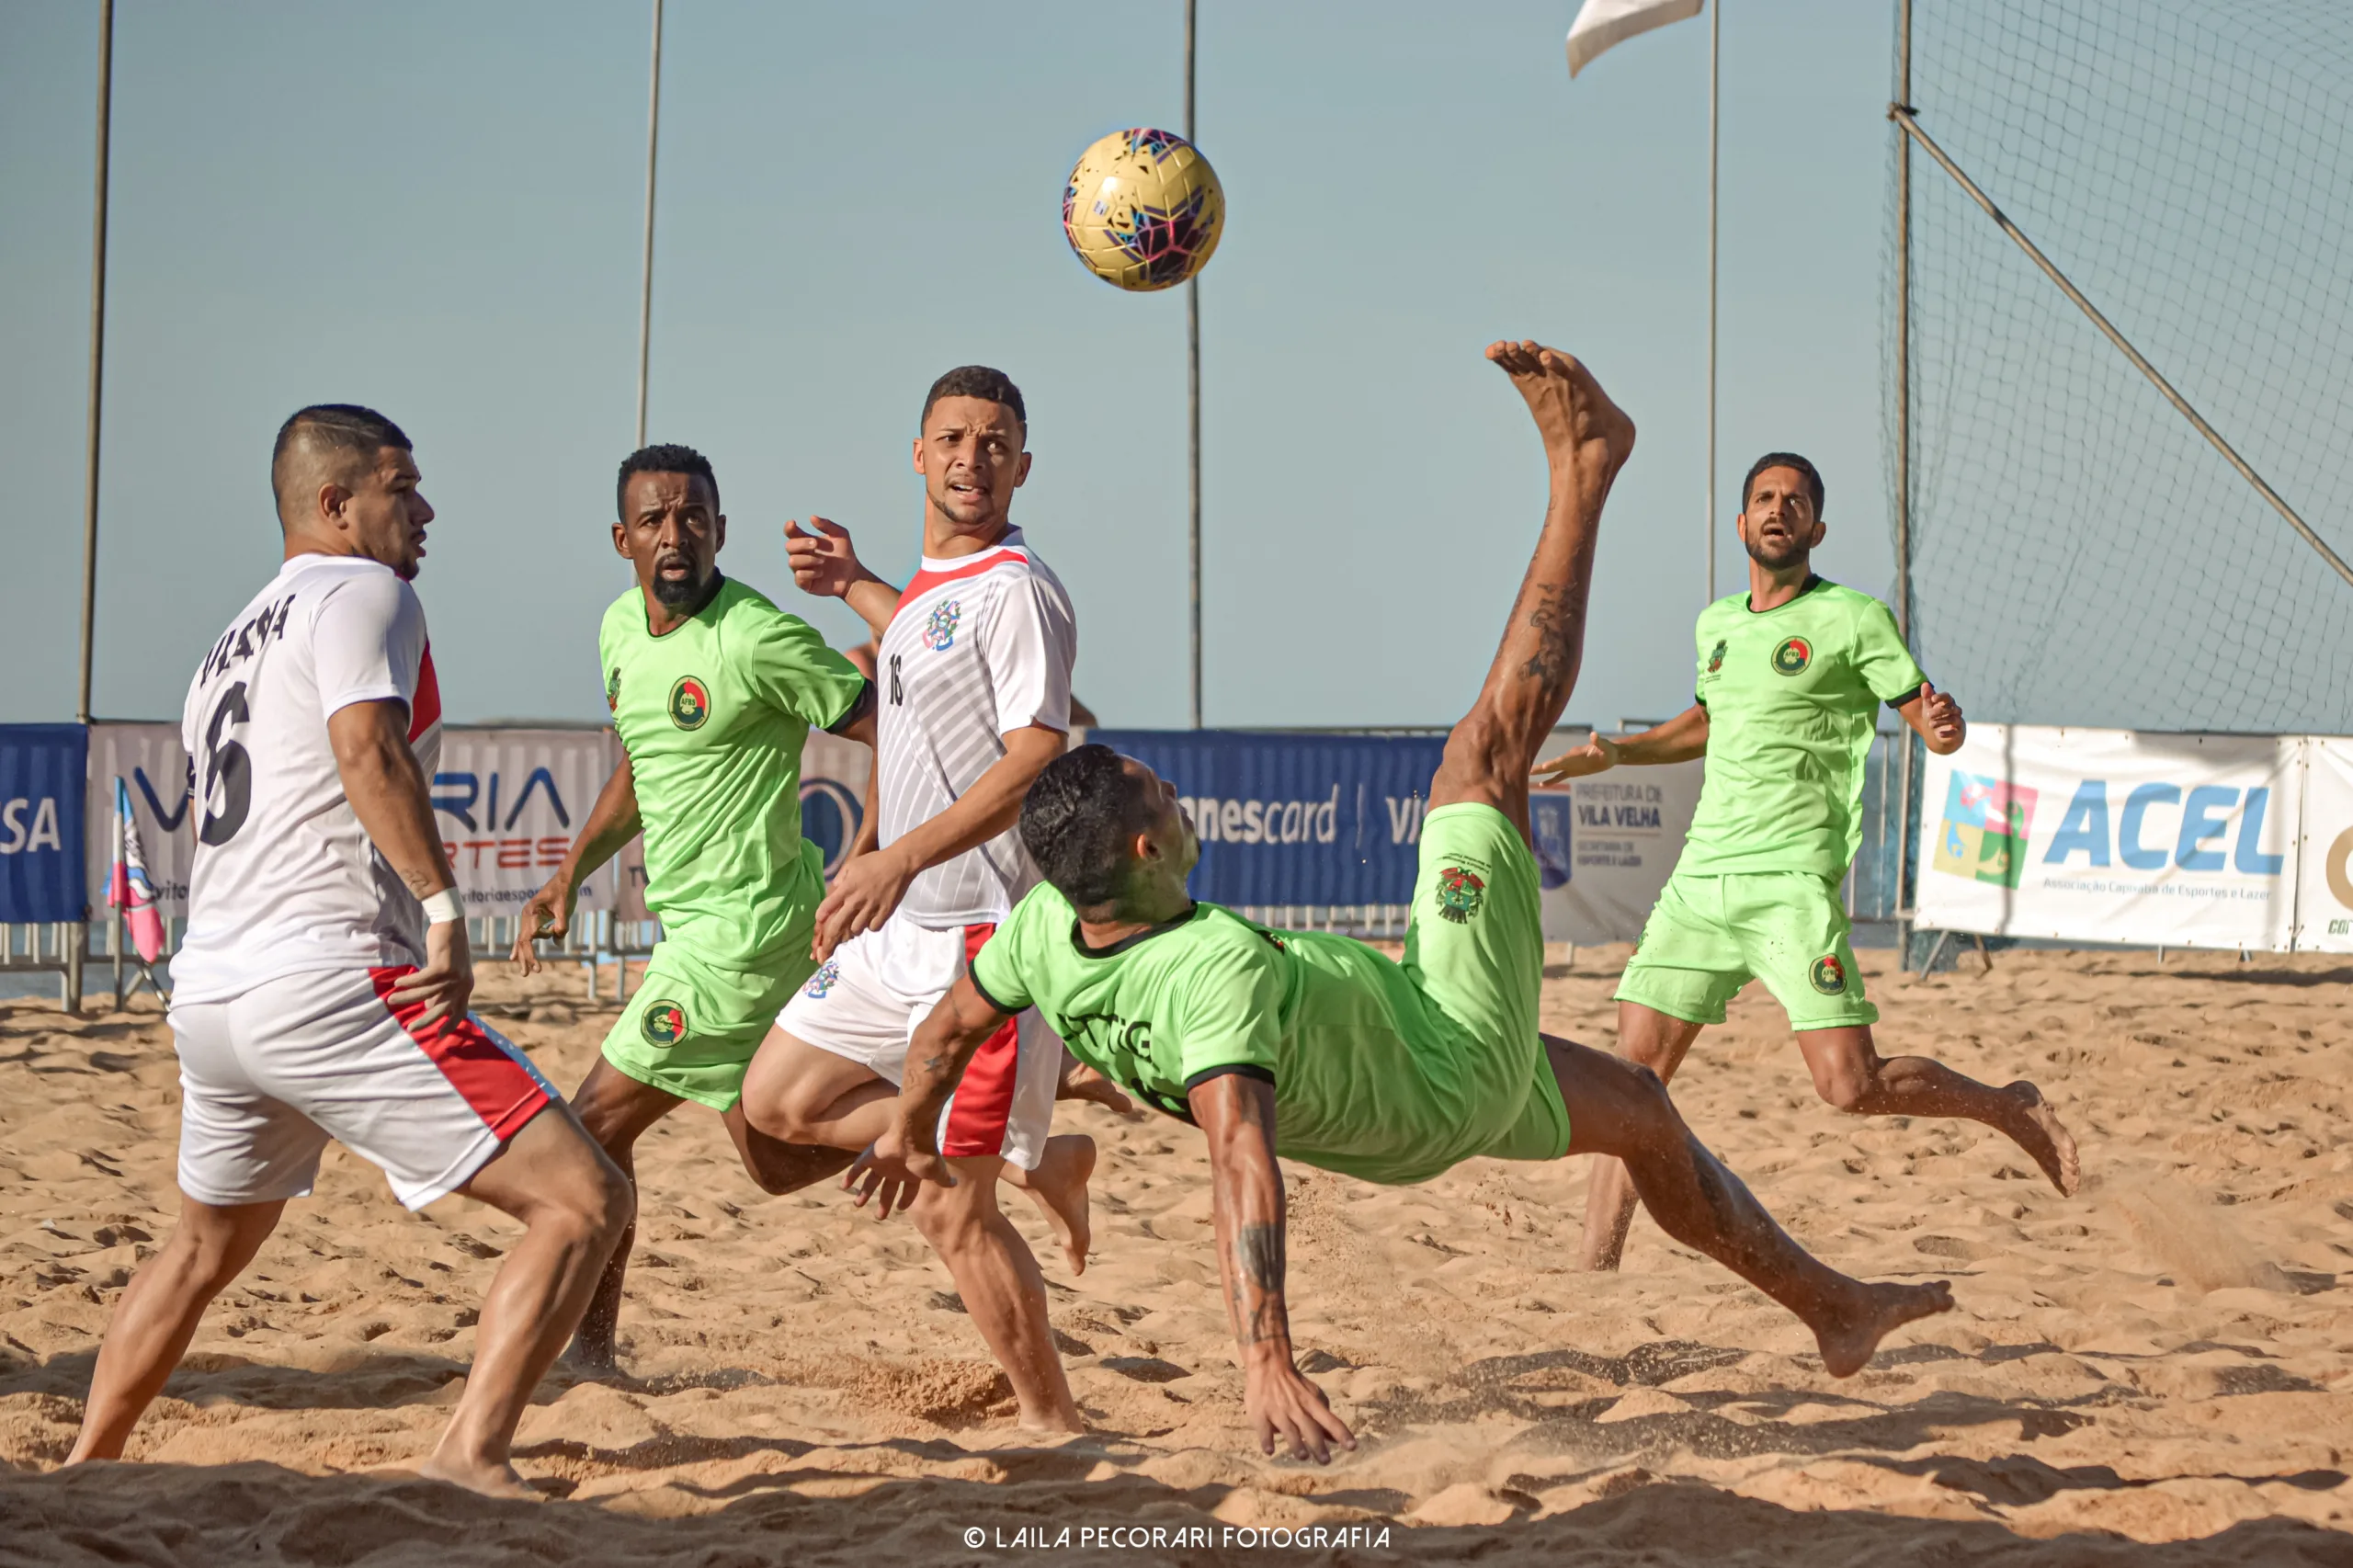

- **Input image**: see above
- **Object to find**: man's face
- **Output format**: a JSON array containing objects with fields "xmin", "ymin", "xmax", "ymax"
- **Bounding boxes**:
[
  {"xmin": 1737, "ymin": 466, "xmax": 1824, "ymax": 572},
  {"xmin": 615, "ymin": 471, "xmax": 724, "ymax": 608},
  {"xmin": 1126, "ymin": 756, "xmax": 1199, "ymax": 882},
  {"xmin": 914, "ymin": 396, "xmax": 1030, "ymax": 537},
  {"xmin": 339, "ymin": 449, "xmax": 434, "ymax": 580}
]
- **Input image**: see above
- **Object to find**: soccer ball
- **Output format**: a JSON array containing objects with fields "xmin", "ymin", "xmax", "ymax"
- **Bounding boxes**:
[{"xmin": 1062, "ymin": 128, "xmax": 1224, "ymax": 291}]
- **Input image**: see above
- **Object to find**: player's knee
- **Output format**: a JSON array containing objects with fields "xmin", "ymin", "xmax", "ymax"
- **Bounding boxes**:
[{"xmin": 545, "ymin": 1150, "xmax": 635, "ymax": 1252}]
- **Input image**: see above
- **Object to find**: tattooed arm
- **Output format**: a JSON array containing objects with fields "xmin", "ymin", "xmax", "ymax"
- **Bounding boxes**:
[{"xmin": 1189, "ymin": 1072, "xmax": 1357, "ymax": 1463}]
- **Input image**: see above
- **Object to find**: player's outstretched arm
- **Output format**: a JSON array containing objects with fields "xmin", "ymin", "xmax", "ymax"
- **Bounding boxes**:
[
  {"xmin": 1897, "ymin": 681, "xmax": 1966, "ymax": 756},
  {"xmin": 328, "ymin": 698, "xmax": 472, "ymax": 1028},
  {"xmin": 812, "ymin": 722, "xmax": 1065, "ymax": 960},
  {"xmin": 1534, "ymin": 703, "xmax": 1711, "ymax": 781},
  {"xmin": 845, "ymin": 975, "xmax": 1011, "ymax": 1216},
  {"xmin": 785, "ymin": 517, "xmax": 901, "ymax": 640},
  {"xmin": 1190, "ymin": 1074, "xmax": 1356, "ymax": 1464},
  {"xmin": 513, "ymin": 751, "xmax": 643, "ymax": 972}
]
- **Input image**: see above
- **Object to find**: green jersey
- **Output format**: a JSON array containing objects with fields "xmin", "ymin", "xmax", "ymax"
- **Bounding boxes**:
[
  {"xmin": 971, "ymin": 866, "xmax": 1540, "ymax": 1187},
  {"xmin": 1681, "ymin": 576, "xmax": 1925, "ymax": 878},
  {"xmin": 600, "ymin": 576, "xmax": 866, "ymax": 968}
]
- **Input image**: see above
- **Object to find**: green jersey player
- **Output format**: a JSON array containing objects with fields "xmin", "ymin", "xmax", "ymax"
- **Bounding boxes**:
[
  {"xmin": 849, "ymin": 345, "xmax": 1955, "ymax": 1464},
  {"xmin": 516, "ymin": 443, "xmax": 875, "ymax": 1369},
  {"xmin": 1536, "ymin": 452, "xmax": 2079, "ymax": 1274}
]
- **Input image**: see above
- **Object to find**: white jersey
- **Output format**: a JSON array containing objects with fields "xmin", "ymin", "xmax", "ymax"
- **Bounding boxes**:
[
  {"xmin": 877, "ymin": 528, "xmax": 1075, "ymax": 926},
  {"xmin": 172, "ymin": 554, "xmax": 444, "ymax": 1006}
]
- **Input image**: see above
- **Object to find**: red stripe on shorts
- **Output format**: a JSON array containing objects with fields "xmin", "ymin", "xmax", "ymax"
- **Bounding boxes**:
[
  {"xmin": 369, "ymin": 967, "xmax": 551, "ymax": 1142},
  {"xmin": 938, "ymin": 924, "xmax": 1022, "ymax": 1159}
]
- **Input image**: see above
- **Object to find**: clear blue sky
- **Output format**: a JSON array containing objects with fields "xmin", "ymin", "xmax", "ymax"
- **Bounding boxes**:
[{"xmin": 1, "ymin": 0, "xmax": 1900, "ymax": 730}]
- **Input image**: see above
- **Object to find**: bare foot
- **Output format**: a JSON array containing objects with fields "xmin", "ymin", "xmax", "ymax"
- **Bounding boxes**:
[
  {"xmin": 1813, "ymin": 1278, "xmax": 1954, "ymax": 1377},
  {"xmin": 1016, "ymin": 1407, "xmax": 1090, "ymax": 1437},
  {"xmin": 2005, "ymin": 1080, "xmax": 2080, "ymax": 1197},
  {"xmin": 1014, "ymin": 1134, "xmax": 1096, "ymax": 1276},
  {"xmin": 561, "ymin": 1335, "xmax": 620, "ymax": 1379},
  {"xmin": 417, "ymin": 1449, "xmax": 541, "ymax": 1502},
  {"xmin": 1484, "ymin": 339, "xmax": 1637, "ymax": 476},
  {"xmin": 1058, "ymin": 1061, "xmax": 1139, "ymax": 1119}
]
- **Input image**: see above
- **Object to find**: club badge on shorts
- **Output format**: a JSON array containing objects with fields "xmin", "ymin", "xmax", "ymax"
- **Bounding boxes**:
[
  {"xmin": 642, "ymin": 999, "xmax": 688, "ymax": 1046},
  {"xmin": 1435, "ymin": 865, "xmax": 1487, "ymax": 925},
  {"xmin": 1772, "ymin": 637, "xmax": 1813, "ymax": 676},
  {"xmin": 669, "ymin": 676, "xmax": 711, "ymax": 730},
  {"xmin": 804, "ymin": 958, "xmax": 840, "ymax": 999},
  {"xmin": 1809, "ymin": 954, "xmax": 1847, "ymax": 994}
]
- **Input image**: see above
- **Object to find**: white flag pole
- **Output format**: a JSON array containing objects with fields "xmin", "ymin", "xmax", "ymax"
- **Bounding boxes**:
[{"xmin": 634, "ymin": 0, "xmax": 665, "ymax": 449}]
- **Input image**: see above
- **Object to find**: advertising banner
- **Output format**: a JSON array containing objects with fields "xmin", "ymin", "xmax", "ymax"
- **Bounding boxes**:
[
  {"xmin": 1532, "ymin": 761, "xmax": 1706, "ymax": 946},
  {"xmin": 432, "ymin": 728, "xmax": 620, "ymax": 917},
  {"xmin": 1916, "ymin": 723, "xmax": 2301, "ymax": 950},
  {"xmin": 85, "ymin": 722, "xmax": 194, "ymax": 922},
  {"xmin": 2293, "ymin": 737, "xmax": 2353, "ymax": 953},
  {"xmin": 0, "ymin": 724, "xmax": 90, "ymax": 924}
]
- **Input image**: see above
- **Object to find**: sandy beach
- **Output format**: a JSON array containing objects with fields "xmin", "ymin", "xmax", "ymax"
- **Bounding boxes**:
[{"xmin": 3, "ymin": 942, "xmax": 2349, "ymax": 1564}]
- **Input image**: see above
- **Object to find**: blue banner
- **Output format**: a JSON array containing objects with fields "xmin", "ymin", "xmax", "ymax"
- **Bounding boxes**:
[
  {"xmin": 0, "ymin": 724, "xmax": 89, "ymax": 923},
  {"xmin": 1086, "ymin": 731, "xmax": 1455, "ymax": 904}
]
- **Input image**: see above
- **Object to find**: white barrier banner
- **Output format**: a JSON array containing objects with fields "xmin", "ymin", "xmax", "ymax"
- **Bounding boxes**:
[
  {"xmin": 1916, "ymin": 724, "xmax": 2301, "ymax": 951},
  {"xmin": 432, "ymin": 729, "xmax": 620, "ymax": 916},
  {"xmin": 85, "ymin": 722, "xmax": 195, "ymax": 921},
  {"xmin": 2294, "ymin": 737, "xmax": 2353, "ymax": 953},
  {"xmin": 612, "ymin": 725, "xmax": 872, "ymax": 924},
  {"xmin": 1534, "ymin": 760, "xmax": 1706, "ymax": 946}
]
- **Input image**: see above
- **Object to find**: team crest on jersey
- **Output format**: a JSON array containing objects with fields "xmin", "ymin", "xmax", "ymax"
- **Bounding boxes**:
[
  {"xmin": 1809, "ymin": 954, "xmax": 1847, "ymax": 994},
  {"xmin": 921, "ymin": 598, "xmax": 961, "ymax": 651},
  {"xmin": 1705, "ymin": 639, "xmax": 1728, "ymax": 675},
  {"xmin": 606, "ymin": 666, "xmax": 622, "ymax": 712},
  {"xmin": 1772, "ymin": 636, "xmax": 1813, "ymax": 676},
  {"xmin": 804, "ymin": 959, "xmax": 840, "ymax": 999},
  {"xmin": 669, "ymin": 676, "xmax": 711, "ymax": 729},
  {"xmin": 1435, "ymin": 865, "xmax": 1486, "ymax": 924},
  {"xmin": 641, "ymin": 999, "xmax": 688, "ymax": 1046}
]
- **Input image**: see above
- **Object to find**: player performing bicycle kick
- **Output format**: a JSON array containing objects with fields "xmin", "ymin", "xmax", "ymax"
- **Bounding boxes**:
[{"xmin": 848, "ymin": 343, "xmax": 1956, "ymax": 1463}]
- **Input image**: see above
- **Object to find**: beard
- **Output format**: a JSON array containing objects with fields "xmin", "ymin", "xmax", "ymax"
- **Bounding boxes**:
[
  {"xmin": 1745, "ymin": 533, "xmax": 1809, "ymax": 572},
  {"xmin": 652, "ymin": 567, "xmax": 709, "ymax": 607}
]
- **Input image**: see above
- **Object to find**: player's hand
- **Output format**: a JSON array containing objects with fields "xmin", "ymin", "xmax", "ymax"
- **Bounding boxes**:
[
  {"xmin": 1245, "ymin": 1350, "xmax": 1357, "ymax": 1464},
  {"xmin": 1919, "ymin": 681, "xmax": 1965, "ymax": 752},
  {"xmin": 1533, "ymin": 733, "xmax": 1619, "ymax": 783},
  {"xmin": 511, "ymin": 874, "xmax": 576, "ymax": 974},
  {"xmin": 811, "ymin": 845, "xmax": 919, "ymax": 961},
  {"xmin": 390, "ymin": 919, "xmax": 476, "ymax": 1032},
  {"xmin": 784, "ymin": 517, "xmax": 870, "ymax": 601},
  {"xmin": 844, "ymin": 1120, "xmax": 955, "ymax": 1219},
  {"xmin": 1058, "ymin": 1057, "xmax": 1141, "ymax": 1119}
]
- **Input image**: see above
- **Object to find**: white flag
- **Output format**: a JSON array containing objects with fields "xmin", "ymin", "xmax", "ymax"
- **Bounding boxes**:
[{"xmin": 1567, "ymin": 0, "xmax": 1705, "ymax": 77}]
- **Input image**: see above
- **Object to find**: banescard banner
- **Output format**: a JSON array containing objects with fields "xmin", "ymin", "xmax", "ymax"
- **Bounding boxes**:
[
  {"xmin": 2293, "ymin": 738, "xmax": 2353, "ymax": 953},
  {"xmin": 1916, "ymin": 723, "xmax": 2302, "ymax": 951},
  {"xmin": 1, "ymin": 724, "xmax": 89, "ymax": 924}
]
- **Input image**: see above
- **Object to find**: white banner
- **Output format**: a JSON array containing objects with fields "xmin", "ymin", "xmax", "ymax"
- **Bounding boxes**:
[
  {"xmin": 2294, "ymin": 737, "xmax": 2353, "ymax": 953},
  {"xmin": 1534, "ymin": 760, "xmax": 1706, "ymax": 945},
  {"xmin": 1916, "ymin": 724, "xmax": 2301, "ymax": 951},
  {"xmin": 85, "ymin": 722, "xmax": 194, "ymax": 921},
  {"xmin": 432, "ymin": 728, "xmax": 621, "ymax": 917}
]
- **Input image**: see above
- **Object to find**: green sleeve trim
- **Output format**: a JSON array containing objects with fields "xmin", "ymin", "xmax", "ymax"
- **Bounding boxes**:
[
  {"xmin": 1184, "ymin": 1062, "xmax": 1276, "ymax": 1093},
  {"xmin": 966, "ymin": 965, "xmax": 1019, "ymax": 1018}
]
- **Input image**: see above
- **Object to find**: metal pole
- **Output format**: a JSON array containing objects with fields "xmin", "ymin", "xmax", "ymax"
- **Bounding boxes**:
[
  {"xmin": 1892, "ymin": 0, "xmax": 1916, "ymax": 958},
  {"xmin": 1705, "ymin": 0, "xmax": 1719, "ymax": 605},
  {"xmin": 633, "ymin": 0, "xmax": 665, "ymax": 449},
  {"xmin": 1891, "ymin": 106, "xmax": 2353, "ymax": 592},
  {"xmin": 69, "ymin": 0, "xmax": 115, "ymax": 1017},
  {"xmin": 1185, "ymin": 0, "xmax": 1203, "ymax": 729}
]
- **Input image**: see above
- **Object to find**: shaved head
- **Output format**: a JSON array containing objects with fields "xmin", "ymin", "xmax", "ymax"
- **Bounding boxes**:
[{"xmin": 271, "ymin": 404, "xmax": 412, "ymax": 531}]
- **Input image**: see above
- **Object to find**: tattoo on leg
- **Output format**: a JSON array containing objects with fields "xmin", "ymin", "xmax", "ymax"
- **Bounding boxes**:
[{"xmin": 1519, "ymin": 583, "xmax": 1580, "ymax": 686}]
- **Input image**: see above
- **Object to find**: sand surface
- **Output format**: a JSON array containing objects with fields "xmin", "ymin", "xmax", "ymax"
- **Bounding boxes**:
[{"xmin": 2, "ymin": 944, "xmax": 2350, "ymax": 1564}]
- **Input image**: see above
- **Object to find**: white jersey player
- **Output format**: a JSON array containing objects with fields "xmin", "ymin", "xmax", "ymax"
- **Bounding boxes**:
[
  {"xmin": 744, "ymin": 366, "xmax": 1124, "ymax": 1436},
  {"xmin": 65, "ymin": 406, "xmax": 630, "ymax": 1499}
]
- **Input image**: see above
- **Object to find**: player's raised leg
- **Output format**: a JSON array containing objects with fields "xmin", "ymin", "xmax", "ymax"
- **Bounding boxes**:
[
  {"xmin": 1792, "ymin": 1026, "xmax": 2079, "ymax": 1194},
  {"xmin": 421, "ymin": 1105, "xmax": 634, "ymax": 1496},
  {"xmin": 1431, "ymin": 344, "xmax": 1635, "ymax": 824},
  {"xmin": 1543, "ymin": 1032, "xmax": 1952, "ymax": 1374}
]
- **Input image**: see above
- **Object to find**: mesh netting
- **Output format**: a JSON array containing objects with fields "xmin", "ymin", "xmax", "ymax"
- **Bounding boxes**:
[{"xmin": 1888, "ymin": 0, "xmax": 2353, "ymax": 734}]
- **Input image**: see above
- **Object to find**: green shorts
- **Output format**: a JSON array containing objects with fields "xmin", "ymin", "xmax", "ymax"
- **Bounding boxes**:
[
  {"xmin": 1615, "ymin": 869, "xmax": 1877, "ymax": 1031},
  {"xmin": 1404, "ymin": 802, "xmax": 1573, "ymax": 1167},
  {"xmin": 604, "ymin": 939, "xmax": 815, "ymax": 1110}
]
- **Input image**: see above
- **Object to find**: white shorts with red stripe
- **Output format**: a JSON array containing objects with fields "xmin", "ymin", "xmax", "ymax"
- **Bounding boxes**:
[
  {"xmin": 777, "ymin": 915, "xmax": 1058, "ymax": 1172},
  {"xmin": 170, "ymin": 965, "xmax": 557, "ymax": 1210}
]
